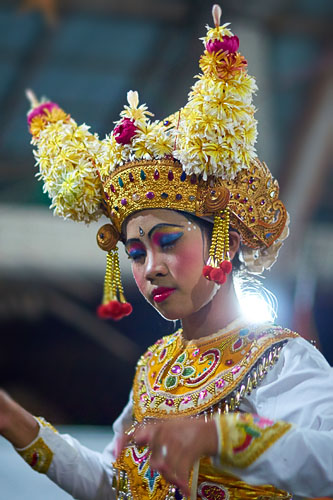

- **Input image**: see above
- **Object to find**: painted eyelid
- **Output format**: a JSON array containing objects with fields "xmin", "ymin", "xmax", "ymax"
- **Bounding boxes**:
[
  {"xmin": 158, "ymin": 232, "xmax": 184, "ymax": 246},
  {"xmin": 126, "ymin": 244, "xmax": 146, "ymax": 257},
  {"xmin": 127, "ymin": 248, "xmax": 146, "ymax": 257}
]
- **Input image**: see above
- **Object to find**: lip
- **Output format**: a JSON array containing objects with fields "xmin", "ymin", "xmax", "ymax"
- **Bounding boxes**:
[{"xmin": 152, "ymin": 287, "xmax": 176, "ymax": 303}]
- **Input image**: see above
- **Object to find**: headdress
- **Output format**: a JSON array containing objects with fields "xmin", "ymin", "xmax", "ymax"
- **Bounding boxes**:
[{"xmin": 26, "ymin": 5, "xmax": 288, "ymax": 320}]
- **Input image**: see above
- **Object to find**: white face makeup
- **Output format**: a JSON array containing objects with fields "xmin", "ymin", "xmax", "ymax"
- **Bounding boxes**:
[{"xmin": 124, "ymin": 209, "xmax": 218, "ymax": 321}]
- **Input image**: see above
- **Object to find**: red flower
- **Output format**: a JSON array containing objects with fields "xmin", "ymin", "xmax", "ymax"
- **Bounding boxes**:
[
  {"xmin": 27, "ymin": 102, "xmax": 59, "ymax": 125},
  {"xmin": 206, "ymin": 36, "xmax": 239, "ymax": 55},
  {"xmin": 113, "ymin": 118, "xmax": 137, "ymax": 145}
]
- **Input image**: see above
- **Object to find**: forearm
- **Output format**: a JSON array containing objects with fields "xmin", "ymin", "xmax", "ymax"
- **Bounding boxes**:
[
  {"xmin": 0, "ymin": 390, "xmax": 39, "ymax": 448},
  {"xmin": 15, "ymin": 417, "xmax": 117, "ymax": 500}
]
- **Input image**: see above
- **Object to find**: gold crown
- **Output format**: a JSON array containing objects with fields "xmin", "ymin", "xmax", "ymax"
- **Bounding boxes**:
[
  {"xmin": 102, "ymin": 157, "xmax": 286, "ymax": 250},
  {"xmin": 25, "ymin": 5, "xmax": 290, "ymax": 319}
]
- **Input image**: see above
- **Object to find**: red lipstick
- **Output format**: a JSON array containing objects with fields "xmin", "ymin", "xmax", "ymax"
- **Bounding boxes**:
[{"xmin": 152, "ymin": 287, "xmax": 176, "ymax": 303}]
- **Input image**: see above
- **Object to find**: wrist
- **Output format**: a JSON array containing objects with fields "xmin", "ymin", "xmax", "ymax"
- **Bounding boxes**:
[{"xmin": 203, "ymin": 419, "xmax": 219, "ymax": 456}]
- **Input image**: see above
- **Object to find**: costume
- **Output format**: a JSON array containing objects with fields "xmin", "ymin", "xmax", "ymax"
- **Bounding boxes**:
[
  {"xmin": 16, "ymin": 319, "xmax": 333, "ymax": 498},
  {"xmin": 18, "ymin": 4, "xmax": 333, "ymax": 499}
]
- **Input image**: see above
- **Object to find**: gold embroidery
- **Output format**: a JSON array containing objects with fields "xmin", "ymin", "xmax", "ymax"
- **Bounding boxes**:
[
  {"xmin": 217, "ymin": 413, "xmax": 292, "ymax": 468},
  {"xmin": 113, "ymin": 325, "xmax": 297, "ymax": 499},
  {"xmin": 17, "ymin": 437, "xmax": 53, "ymax": 474},
  {"xmin": 198, "ymin": 461, "xmax": 292, "ymax": 499},
  {"xmin": 133, "ymin": 325, "xmax": 298, "ymax": 420},
  {"xmin": 17, "ymin": 417, "xmax": 57, "ymax": 474}
]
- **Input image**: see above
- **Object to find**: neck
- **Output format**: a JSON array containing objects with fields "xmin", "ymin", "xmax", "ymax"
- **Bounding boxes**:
[{"xmin": 180, "ymin": 279, "xmax": 242, "ymax": 340}]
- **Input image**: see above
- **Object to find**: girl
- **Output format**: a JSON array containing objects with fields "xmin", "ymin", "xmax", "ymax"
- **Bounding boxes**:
[{"xmin": 1, "ymin": 5, "xmax": 332, "ymax": 499}]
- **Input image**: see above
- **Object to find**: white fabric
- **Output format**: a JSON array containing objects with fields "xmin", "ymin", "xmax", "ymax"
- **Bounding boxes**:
[
  {"xmin": 19, "ymin": 337, "xmax": 333, "ymax": 499},
  {"xmin": 39, "ymin": 391, "xmax": 133, "ymax": 500},
  {"xmin": 213, "ymin": 336, "xmax": 333, "ymax": 497}
]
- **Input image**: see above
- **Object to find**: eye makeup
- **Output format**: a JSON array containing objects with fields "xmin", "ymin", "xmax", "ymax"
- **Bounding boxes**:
[
  {"xmin": 152, "ymin": 227, "xmax": 184, "ymax": 247},
  {"xmin": 126, "ymin": 241, "xmax": 145, "ymax": 260}
]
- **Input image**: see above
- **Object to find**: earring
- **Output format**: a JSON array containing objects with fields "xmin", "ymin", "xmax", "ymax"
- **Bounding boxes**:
[
  {"xmin": 96, "ymin": 224, "xmax": 132, "ymax": 320},
  {"xmin": 202, "ymin": 208, "xmax": 232, "ymax": 284}
]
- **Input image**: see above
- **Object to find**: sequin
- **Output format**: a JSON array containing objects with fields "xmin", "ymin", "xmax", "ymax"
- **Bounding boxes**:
[
  {"xmin": 171, "ymin": 364, "xmax": 181, "ymax": 374},
  {"xmin": 199, "ymin": 390, "xmax": 208, "ymax": 399},
  {"xmin": 215, "ymin": 378, "xmax": 225, "ymax": 389}
]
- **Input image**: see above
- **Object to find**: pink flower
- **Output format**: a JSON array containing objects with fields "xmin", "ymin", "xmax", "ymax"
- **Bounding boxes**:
[
  {"xmin": 206, "ymin": 35, "xmax": 239, "ymax": 55},
  {"xmin": 27, "ymin": 102, "xmax": 59, "ymax": 124},
  {"xmin": 113, "ymin": 118, "xmax": 137, "ymax": 145}
]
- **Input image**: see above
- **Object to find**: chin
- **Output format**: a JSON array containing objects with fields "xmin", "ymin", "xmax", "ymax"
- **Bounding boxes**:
[{"xmin": 154, "ymin": 306, "xmax": 182, "ymax": 321}]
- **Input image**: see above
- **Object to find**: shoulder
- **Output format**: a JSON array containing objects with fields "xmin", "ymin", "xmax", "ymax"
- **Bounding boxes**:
[
  {"xmin": 252, "ymin": 322, "xmax": 298, "ymax": 341},
  {"xmin": 255, "ymin": 323, "xmax": 331, "ymax": 378},
  {"xmin": 252, "ymin": 329, "xmax": 333, "ymax": 426}
]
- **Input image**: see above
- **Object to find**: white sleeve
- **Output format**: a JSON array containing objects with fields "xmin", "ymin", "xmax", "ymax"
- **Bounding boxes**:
[
  {"xmin": 217, "ymin": 337, "xmax": 333, "ymax": 497},
  {"xmin": 16, "ymin": 391, "xmax": 134, "ymax": 500}
]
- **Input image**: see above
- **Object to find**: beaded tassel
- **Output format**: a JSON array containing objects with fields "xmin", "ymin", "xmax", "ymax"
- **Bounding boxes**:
[
  {"xmin": 202, "ymin": 208, "xmax": 232, "ymax": 284},
  {"xmin": 97, "ymin": 247, "xmax": 132, "ymax": 320}
]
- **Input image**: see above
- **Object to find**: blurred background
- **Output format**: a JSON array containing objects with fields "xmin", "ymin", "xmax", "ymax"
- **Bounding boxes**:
[{"xmin": 0, "ymin": 0, "xmax": 332, "ymax": 496}]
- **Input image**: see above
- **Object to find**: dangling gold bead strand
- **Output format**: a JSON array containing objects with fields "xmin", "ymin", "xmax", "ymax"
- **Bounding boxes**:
[
  {"xmin": 224, "ymin": 208, "xmax": 230, "ymax": 261},
  {"xmin": 215, "ymin": 212, "xmax": 225, "ymax": 265},
  {"xmin": 113, "ymin": 247, "xmax": 126, "ymax": 303},
  {"xmin": 208, "ymin": 215, "xmax": 219, "ymax": 266},
  {"xmin": 104, "ymin": 251, "xmax": 115, "ymax": 304}
]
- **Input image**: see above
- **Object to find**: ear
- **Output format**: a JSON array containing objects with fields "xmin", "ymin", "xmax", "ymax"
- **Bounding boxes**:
[{"xmin": 229, "ymin": 231, "xmax": 240, "ymax": 261}]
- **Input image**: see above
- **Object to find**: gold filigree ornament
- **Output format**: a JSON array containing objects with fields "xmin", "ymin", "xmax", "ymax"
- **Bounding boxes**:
[{"xmin": 26, "ymin": 5, "xmax": 289, "ymax": 319}]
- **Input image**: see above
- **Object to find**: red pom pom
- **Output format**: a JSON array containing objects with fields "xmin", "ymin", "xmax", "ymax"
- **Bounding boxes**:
[
  {"xmin": 97, "ymin": 304, "xmax": 109, "ymax": 318},
  {"xmin": 121, "ymin": 302, "xmax": 133, "ymax": 317},
  {"xmin": 220, "ymin": 260, "xmax": 233, "ymax": 274},
  {"xmin": 202, "ymin": 265, "xmax": 213, "ymax": 280},
  {"xmin": 210, "ymin": 268, "xmax": 226, "ymax": 284},
  {"xmin": 97, "ymin": 300, "xmax": 133, "ymax": 320}
]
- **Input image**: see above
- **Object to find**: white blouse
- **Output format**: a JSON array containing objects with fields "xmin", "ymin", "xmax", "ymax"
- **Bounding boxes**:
[{"xmin": 17, "ymin": 336, "xmax": 333, "ymax": 499}]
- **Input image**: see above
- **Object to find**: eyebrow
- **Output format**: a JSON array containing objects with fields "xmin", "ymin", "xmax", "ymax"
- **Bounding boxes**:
[{"xmin": 125, "ymin": 223, "xmax": 184, "ymax": 247}]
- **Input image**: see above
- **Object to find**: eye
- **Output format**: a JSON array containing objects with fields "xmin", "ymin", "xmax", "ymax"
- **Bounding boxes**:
[
  {"xmin": 126, "ymin": 248, "xmax": 146, "ymax": 262},
  {"xmin": 159, "ymin": 232, "xmax": 183, "ymax": 249}
]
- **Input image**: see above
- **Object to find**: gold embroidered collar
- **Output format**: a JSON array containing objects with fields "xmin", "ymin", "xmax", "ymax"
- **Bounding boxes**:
[{"xmin": 133, "ymin": 321, "xmax": 297, "ymax": 420}]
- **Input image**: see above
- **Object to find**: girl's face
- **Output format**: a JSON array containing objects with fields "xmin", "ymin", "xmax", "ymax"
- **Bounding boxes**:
[{"xmin": 124, "ymin": 209, "xmax": 218, "ymax": 320}]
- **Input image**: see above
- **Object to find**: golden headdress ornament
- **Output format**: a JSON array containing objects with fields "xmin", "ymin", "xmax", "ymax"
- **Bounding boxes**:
[{"xmin": 26, "ymin": 5, "xmax": 288, "ymax": 320}]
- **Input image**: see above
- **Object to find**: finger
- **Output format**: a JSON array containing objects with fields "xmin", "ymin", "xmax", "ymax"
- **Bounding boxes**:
[
  {"xmin": 133, "ymin": 423, "xmax": 156, "ymax": 447},
  {"xmin": 149, "ymin": 443, "xmax": 191, "ymax": 497}
]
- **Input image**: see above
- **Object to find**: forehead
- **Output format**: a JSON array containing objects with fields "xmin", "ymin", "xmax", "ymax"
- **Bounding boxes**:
[{"xmin": 124, "ymin": 209, "xmax": 188, "ymax": 237}]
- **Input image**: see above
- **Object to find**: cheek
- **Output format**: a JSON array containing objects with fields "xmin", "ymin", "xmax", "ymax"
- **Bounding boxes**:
[
  {"xmin": 131, "ymin": 265, "xmax": 145, "ymax": 295},
  {"xmin": 171, "ymin": 241, "xmax": 205, "ymax": 278}
]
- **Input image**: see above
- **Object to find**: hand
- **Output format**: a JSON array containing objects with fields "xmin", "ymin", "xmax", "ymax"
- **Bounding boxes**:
[
  {"xmin": 120, "ymin": 417, "xmax": 218, "ymax": 497},
  {"xmin": 0, "ymin": 389, "xmax": 39, "ymax": 448}
]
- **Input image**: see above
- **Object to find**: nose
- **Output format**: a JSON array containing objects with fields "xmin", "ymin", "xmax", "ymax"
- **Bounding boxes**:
[{"xmin": 144, "ymin": 249, "xmax": 168, "ymax": 282}]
